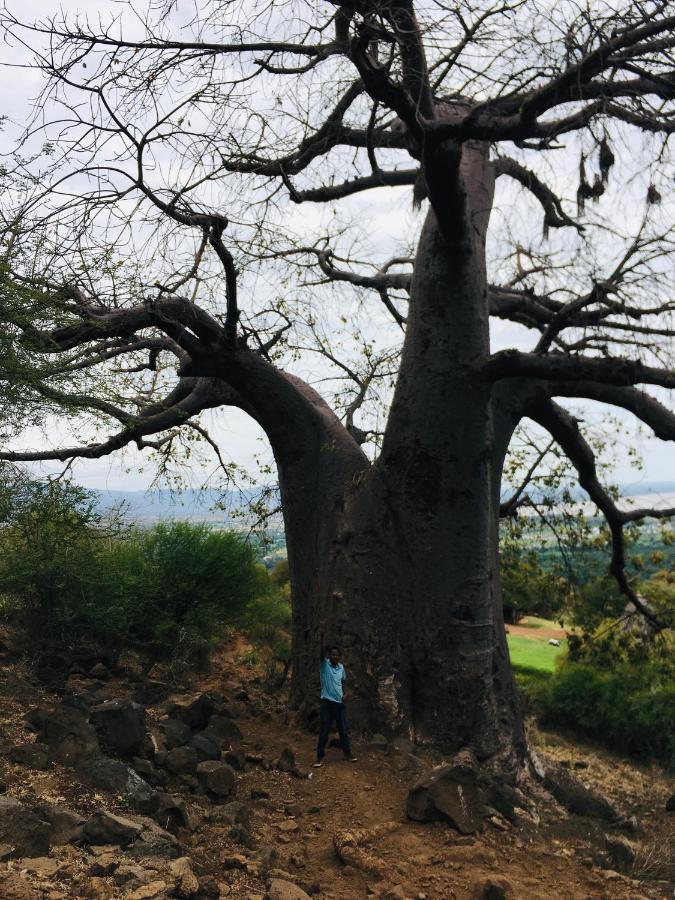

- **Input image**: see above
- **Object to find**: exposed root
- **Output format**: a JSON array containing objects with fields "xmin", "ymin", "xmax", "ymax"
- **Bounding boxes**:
[
  {"xmin": 529, "ymin": 748, "xmax": 633, "ymax": 828},
  {"xmin": 333, "ymin": 821, "xmax": 402, "ymax": 878}
]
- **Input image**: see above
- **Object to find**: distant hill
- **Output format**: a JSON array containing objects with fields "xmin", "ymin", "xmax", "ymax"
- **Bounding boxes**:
[
  {"xmin": 94, "ymin": 480, "xmax": 675, "ymax": 526},
  {"xmin": 94, "ymin": 487, "xmax": 280, "ymax": 527}
]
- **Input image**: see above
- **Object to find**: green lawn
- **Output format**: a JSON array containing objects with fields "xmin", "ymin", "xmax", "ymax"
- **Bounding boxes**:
[{"xmin": 507, "ymin": 632, "xmax": 565, "ymax": 671}]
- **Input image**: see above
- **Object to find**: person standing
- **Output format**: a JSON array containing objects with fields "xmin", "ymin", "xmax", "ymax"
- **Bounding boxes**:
[{"xmin": 314, "ymin": 643, "xmax": 358, "ymax": 766}]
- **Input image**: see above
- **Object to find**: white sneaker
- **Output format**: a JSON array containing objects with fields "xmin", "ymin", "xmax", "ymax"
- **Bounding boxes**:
[{"xmin": 312, "ymin": 761, "xmax": 323, "ymax": 768}]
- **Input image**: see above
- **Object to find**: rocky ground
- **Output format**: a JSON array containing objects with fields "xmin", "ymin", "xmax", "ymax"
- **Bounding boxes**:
[{"xmin": 0, "ymin": 637, "xmax": 672, "ymax": 900}]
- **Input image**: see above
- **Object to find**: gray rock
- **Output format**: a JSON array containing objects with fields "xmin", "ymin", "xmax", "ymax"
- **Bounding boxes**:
[
  {"xmin": 266, "ymin": 879, "xmax": 311, "ymax": 900},
  {"xmin": 80, "ymin": 756, "xmax": 159, "ymax": 814},
  {"xmin": 160, "ymin": 717, "xmax": 192, "ymax": 750},
  {"xmin": 126, "ymin": 818, "xmax": 179, "ymax": 859},
  {"xmin": 544, "ymin": 762, "xmax": 623, "ymax": 821},
  {"xmin": 132, "ymin": 757, "xmax": 166, "ymax": 786},
  {"xmin": 223, "ymin": 745, "xmax": 247, "ymax": 771},
  {"xmin": 89, "ymin": 662, "xmax": 110, "ymax": 679},
  {"xmin": 164, "ymin": 746, "xmax": 201, "ymax": 775},
  {"xmin": 471, "ymin": 876, "xmax": 514, "ymax": 899},
  {"xmin": 406, "ymin": 763, "xmax": 485, "ymax": 833},
  {"xmin": 167, "ymin": 693, "xmax": 215, "ymax": 730},
  {"xmin": 9, "ymin": 743, "xmax": 49, "ymax": 771},
  {"xmin": 196, "ymin": 760, "xmax": 236, "ymax": 797},
  {"xmin": 202, "ymin": 714, "xmax": 242, "ymax": 748},
  {"xmin": 209, "ymin": 800, "xmax": 250, "ymax": 827},
  {"xmin": 83, "ymin": 810, "xmax": 142, "ymax": 846},
  {"xmin": 36, "ymin": 803, "xmax": 84, "ymax": 845},
  {"xmin": 154, "ymin": 793, "xmax": 190, "ymax": 833},
  {"xmin": 0, "ymin": 796, "xmax": 52, "ymax": 858},
  {"xmin": 366, "ymin": 734, "xmax": 388, "ymax": 752},
  {"xmin": 90, "ymin": 699, "xmax": 147, "ymax": 757},
  {"xmin": 605, "ymin": 834, "xmax": 637, "ymax": 871},
  {"xmin": 189, "ymin": 732, "xmax": 220, "ymax": 761},
  {"xmin": 277, "ymin": 748, "xmax": 297, "ymax": 773},
  {"xmin": 32, "ymin": 702, "xmax": 100, "ymax": 766}
]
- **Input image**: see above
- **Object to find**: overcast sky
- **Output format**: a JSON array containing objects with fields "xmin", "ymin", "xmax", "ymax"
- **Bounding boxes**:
[{"xmin": 1, "ymin": 0, "xmax": 673, "ymax": 495}]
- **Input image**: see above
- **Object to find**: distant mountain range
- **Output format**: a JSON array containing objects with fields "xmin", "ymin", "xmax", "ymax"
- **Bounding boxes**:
[
  {"xmin": 94, "ymin": 487, "xmax": 280, "ymax": 527},
  {"xmin": 93, "ymin": 480, "xmax": 675, "ymax": 526}
]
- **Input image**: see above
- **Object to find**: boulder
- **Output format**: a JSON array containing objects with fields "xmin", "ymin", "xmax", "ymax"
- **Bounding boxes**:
[
  {"xmin": 471, "ymin": 876, "xmax": 514, "ymax": 899},
  {"xmin": 666, "ymin": 794, "xmax": 675, "ymax": 812},
  {"xmin": 0, "ymin": 795, "xmax": 52, "ymax": 858},
  {"xmin": 544, "ymin": 762, "xmax": 623, "ymax": 821},
  {"xmin": 196, "ymin": 760, "xmax": 236, "ymax": 797},
  {"xmin": 154, "ymin": 793, "xmax": 190, "ymax": 833},
  {"xmin": 277, "ymin": 748, "xmax": 297, "ymax": 773},
  {"xmin": 36, "ymin": 802, "xmax": 85, "ymax": 844},
  {"xmin": 126, "ymin": 818, "xmax": 179, "ymax": 859},
  {"xmin": 170, "ymin": 856, "xmax": 200, "ymax": 897},
  {"xmin": 189, "ymin": 732, "xmax": 221, "ymax": 761},
  {"xmin": 1, "ymin": 872, "xmax": 41, "ymax": 900},
  {"xmin": 83, "ymin": 809, "xmax": 143, "ymax": 846},
  {"xmin": 80, "ymin": 756, "xmax": 159, "ymax": 814},
  {"xmin": 31, "ymin": 702, "xmax": 100, "ymax": 766},
  {"xmin": 9, "ymin": 742, "xmax": 49, "ymax": 771},
  {"xmin": 266, "ymin": 880, "xmax": 311, "ymax": 900},
  {"xmin": 164, "ymin": 746, "xmax": 201, "ymax": 776},
  {"xmin": 167, "ymin": 693, "xmax": 215, "ymax": 730},
  {"xmin": 605, "ymin": 834, "xmax": 637, "ymax": 871},
  {"xmin": 224, "ymin": 745, "xmax": 247, "ymax": 771},
  {"xmin": 89, "ymin": 662, "xmax": 111, "ymax": 679},
  {"xmin": 406, "ymin": 763, "xmax": 485, "ymax": 833},
  {"xmin": 90, "ymin": 699, "xmax": 147, "ymax": 757},
  {"xmin": 132, "ymin": 757, "xmax": 166, "ymax": 787},
  {"xmin": 209, "ymin": 800, "xmax": 250, "ymax": 827},
  {"xmin": 366, "ymin": 734, "xmax": 388, "ymax": 753},
  {"xmin": 160, "ymin": 718, "xmax": 192, "ymax": 750},
  {"xmin": 202, "ymin": 714, "xmax": 243, "ymax": 748}
]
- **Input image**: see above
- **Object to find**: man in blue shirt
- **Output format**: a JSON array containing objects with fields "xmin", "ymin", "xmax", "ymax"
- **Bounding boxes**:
[{"xmin": 313, "ymin": 644, "xmax": 358, "ymax": 766}]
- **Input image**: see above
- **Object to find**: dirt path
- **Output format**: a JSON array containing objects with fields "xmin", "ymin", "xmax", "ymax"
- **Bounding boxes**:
[
  {"xmin": 0, "ymin": 640, "xmax": 672, "ymax": 899},
  {"xmin": 508, "ymin": 623, "xmax": 567, "ymax": 640},
  {"xmin": 189, "ymin": 643, "xmax": 674, "ymax": 900}
]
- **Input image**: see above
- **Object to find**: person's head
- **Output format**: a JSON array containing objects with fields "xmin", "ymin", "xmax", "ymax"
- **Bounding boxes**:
[{"xmin": 328, "ymin": 645, "xmax": 341, "ymax": 666}]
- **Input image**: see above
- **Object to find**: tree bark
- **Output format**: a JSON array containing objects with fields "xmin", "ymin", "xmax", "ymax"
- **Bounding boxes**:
[{"xmin": 279, "ymin": 143, "xmax": 527, "ymax": 768}]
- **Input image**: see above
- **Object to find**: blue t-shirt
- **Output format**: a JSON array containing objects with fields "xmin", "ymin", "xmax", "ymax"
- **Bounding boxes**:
[{"xmin": 320, "ymin": 658, "xmax": 346, "ymax": 703}]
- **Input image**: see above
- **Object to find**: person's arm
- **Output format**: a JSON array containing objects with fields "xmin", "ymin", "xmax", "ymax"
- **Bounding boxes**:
[{"xmin": 341, "ymin": 667, "xmax": 349, "ymax": 703}]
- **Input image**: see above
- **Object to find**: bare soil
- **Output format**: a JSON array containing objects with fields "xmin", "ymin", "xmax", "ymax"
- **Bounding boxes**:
[{"xmin": 0, "ymin": 639, "xmax": 672, "ymax": 900}]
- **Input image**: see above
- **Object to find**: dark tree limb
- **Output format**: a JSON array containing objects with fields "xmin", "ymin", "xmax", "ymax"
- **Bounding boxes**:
[
  {"xmin": 528, "ymin": 399, "xmax": 669, "ymax": 631},
  {"xmin": 494, "ymin": 157, "xmax": 582, "ymax": 234},
  {"xmin": 485, "ymin": 351, "xmax": 675, "ymax": 389}
]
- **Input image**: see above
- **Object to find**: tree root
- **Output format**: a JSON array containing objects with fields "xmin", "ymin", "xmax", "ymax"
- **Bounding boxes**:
[
  {"xmin": 529, "ymin": 749, "xmax": 634, "ymax": 829},
  {"xmin": 333, "ymin": 821, "xmax": 402, "ymax": 878}
]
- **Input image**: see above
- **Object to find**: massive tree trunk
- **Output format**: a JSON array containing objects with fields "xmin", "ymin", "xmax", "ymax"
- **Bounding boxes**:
[{"xmin": 281, "ymin": 143, "xmax": 527, "ymax": 767}]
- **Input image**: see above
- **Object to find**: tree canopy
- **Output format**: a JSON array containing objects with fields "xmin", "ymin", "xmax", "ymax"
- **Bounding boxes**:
[{"xmin": 1, "ymin": 0, "xmax": 674, "ymax": 747}]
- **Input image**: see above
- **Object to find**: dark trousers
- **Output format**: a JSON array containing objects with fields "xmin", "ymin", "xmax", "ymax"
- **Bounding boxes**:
[{"xmin": 316, "ymin": 699, "xmax": 351, "ymax": 760}]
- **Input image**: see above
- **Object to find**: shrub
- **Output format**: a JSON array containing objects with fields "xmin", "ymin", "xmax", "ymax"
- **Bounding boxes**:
[
  {"xmin": 516, "ymin": 658, "xmax": 675, "ymax": 764},
  {"xmin": 243, "ymin": 588, "xmax": 291, "ymax": 688},
  {"xmin": 0, "ymin": 476, "xmax": 271, "ymax": 671}
]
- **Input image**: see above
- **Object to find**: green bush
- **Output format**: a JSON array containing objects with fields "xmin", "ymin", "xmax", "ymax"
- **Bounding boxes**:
[
  {"xmin": 0, "ymin": 476, "xmax": 271, "ymax": 671},
  {"xmin": 516, "ymin": 658, "xmax": 675, "ymax": 764}
]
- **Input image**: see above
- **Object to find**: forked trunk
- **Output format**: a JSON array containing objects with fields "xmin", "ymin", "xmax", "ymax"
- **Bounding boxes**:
[{"xmin": 284, "ymin": 142, "xmax": 527, "ymax": 766}]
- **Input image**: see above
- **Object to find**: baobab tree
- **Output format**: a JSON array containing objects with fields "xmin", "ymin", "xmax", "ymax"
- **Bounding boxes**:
[{"xmin": 1, "ymin": 0, "xmax": 674, "ymax": 775}]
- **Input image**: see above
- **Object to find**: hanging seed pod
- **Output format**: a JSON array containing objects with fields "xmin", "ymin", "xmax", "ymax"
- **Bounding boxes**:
[
  {"xmin": 599, "ymin": 136, "xmax": 615, "ymax": 184},
  {"xmin": 646, "ymin": 183, "xmax": 662, "ymax": 205},
  {"xmin": 590, "ymin": 176, "xmax": 605, "ymax": 201},
  {"xmin": 577, "ymin": 155, "xmax": 593, "ymax": 214}
]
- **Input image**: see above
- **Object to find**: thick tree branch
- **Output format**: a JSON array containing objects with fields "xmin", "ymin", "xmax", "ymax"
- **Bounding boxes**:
[
  {"xmin": 485, "ymin": 351, "xmax": 675, "ymax": 389},
  {"xmin": 528, "ymin": 399, "xmax": 669, "ymax": 630},
  {"xmin": 494, "ymin": 157, "xmax": 581, "ymax": 233}
]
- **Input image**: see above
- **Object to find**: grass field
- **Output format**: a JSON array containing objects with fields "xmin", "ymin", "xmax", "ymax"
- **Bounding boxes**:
[
  {"xmin": 507, "ymin": 616, "xmax": 566, "ymax": 671},
  {"xmin": 507, "ymin": 633, "xmax": 565, "ymax": 671}
]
